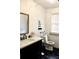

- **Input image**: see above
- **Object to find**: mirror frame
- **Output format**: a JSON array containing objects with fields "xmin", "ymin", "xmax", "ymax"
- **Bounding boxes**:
[{"xmin": 20, "ymin": 12, "xmax": 29, "ymax": 35}]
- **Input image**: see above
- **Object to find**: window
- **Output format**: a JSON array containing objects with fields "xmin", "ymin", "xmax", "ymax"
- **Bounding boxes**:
[{"xmin": 51, "ymin": 14, "xmax": 59, "ymax": 33}]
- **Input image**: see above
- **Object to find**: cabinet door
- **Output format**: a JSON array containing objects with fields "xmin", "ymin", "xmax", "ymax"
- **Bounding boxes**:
[{"xmin": 20, "ymin": 40, "xmax": 42, "ymax": 59}]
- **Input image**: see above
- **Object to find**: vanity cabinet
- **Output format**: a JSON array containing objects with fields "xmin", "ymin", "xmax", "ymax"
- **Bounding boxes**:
[{"xmin": 20, "ymin": 40, "xmax": 42, "ymax": 59}]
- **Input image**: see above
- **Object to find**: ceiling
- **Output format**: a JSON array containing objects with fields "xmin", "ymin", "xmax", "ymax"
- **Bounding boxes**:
[{"xmin": 34, "ymin": 0, "xmax": 59, "ymax": 9}]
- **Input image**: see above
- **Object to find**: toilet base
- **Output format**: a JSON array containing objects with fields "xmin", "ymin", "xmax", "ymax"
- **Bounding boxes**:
[{"xmin": 45, "ymin": 46, "xmax": 53, "ymax": 51}]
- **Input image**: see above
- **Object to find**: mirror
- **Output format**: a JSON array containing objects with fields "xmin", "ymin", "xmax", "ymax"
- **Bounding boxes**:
[{"xmin": 20, "ymin": 12, "xmax": 29, "ymax": 34}]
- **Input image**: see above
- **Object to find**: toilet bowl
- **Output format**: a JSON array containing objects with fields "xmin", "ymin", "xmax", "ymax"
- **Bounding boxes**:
[
  {"xmin": 42, "ymin": 34, "xmax": 55, "ymax": 51},
  {"xmin": 45, "ymin": 41, "xmax": 55, "ymax": 51}
]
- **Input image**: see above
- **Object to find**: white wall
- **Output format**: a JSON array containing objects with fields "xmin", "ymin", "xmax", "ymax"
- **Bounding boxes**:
[
  {"xmin": 20, "ymin": 0, "xmax": 46, "ymax": 34},
  {"xmin": 45, "ymin": 8, "xmax": 59, "ymax": 48}
]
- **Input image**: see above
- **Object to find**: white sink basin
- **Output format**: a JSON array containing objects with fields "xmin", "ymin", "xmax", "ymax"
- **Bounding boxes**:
[{"xmin": 20, "ymin": 36, "xmax": 42, "ymax": 49}]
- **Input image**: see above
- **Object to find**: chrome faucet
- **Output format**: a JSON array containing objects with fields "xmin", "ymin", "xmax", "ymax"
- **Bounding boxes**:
[{"xmin": 20, "ymin": 33, "xmax": 27, "ymax": 40}]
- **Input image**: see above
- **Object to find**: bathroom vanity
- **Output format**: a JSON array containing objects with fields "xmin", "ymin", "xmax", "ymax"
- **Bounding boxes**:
[{"xmin": 20, "ymin": 36, "xmax": 42, "ymax": 59}]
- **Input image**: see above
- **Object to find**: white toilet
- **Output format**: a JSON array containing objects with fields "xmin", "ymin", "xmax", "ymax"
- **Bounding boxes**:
[{"xmin": 42, "ymin": 34, "xmax": 55, "ymax": 51}]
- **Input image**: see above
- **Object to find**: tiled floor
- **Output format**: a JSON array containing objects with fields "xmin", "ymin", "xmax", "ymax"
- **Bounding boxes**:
[{"xmin": 39, "ymin": 48, "xmax": 59, "ymax": 59}]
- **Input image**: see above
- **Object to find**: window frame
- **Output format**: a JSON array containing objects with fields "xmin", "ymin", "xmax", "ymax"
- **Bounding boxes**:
[{"xmin": 50, "ymin": 13, "xmax": 59, "ymax": 34}]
